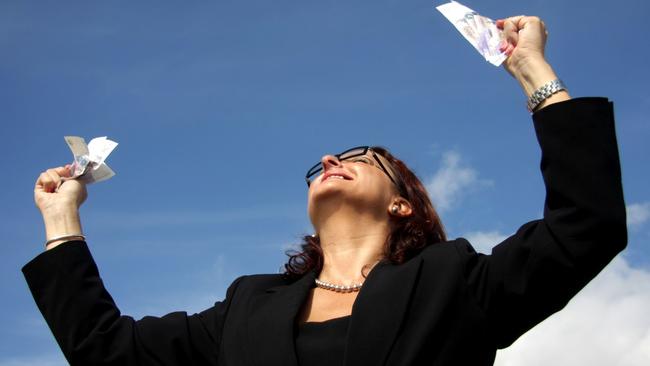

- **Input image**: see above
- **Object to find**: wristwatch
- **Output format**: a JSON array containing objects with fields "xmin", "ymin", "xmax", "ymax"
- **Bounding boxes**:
[{"xmin": 527, "ymin": 79, "xmax": 567, "ymax": 113}]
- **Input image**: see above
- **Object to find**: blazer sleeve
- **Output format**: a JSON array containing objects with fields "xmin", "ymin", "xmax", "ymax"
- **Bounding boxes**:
[
  {"xmin": 456, "ymin": 97, "xmax": 627, "ymax": 348},
  {"xmin": 22, "ymin": 241, "xmax": 242, "ymax": 366}
]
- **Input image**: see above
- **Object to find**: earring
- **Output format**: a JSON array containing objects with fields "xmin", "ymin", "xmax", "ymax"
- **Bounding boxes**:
[{"xmin": 391, "ymin": 205, "xmax": 399, "ymax": 214}]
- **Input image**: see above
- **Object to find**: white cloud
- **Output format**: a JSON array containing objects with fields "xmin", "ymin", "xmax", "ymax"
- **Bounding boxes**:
[
  {"xmin": 426, "ymin": 151, "xmax": 490, "ymax": 213},
  {"xmin": 464, "ymin": 230, "xmax": 509, "ymax": 254},
  {"xmin": 495, "ymin": 256, "xmax": 650, "ymax": 366},
  {"xmin": 627, "ymin": 202, "xmax": 650, "ymax": 229}
]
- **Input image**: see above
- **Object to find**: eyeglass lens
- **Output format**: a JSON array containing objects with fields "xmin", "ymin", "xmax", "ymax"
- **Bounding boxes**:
[{"xmin": 306, "ymin": 147, "xmax": 369, "ymax": 184}]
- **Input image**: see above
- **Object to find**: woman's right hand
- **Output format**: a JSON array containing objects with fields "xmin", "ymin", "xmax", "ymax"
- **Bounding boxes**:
[
  {"xmin": 35, "ymin": 165, "xmax": 87, "ymax": 213},
  {"xmin": 35, "ymin": 165, "xmax": 87, "ymax": 249}
]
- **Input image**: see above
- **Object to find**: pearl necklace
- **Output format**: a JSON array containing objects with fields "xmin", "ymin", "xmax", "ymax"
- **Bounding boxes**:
[{"xmin": 315, "ymin": 278, "xmax": 363, "ymax": 293}]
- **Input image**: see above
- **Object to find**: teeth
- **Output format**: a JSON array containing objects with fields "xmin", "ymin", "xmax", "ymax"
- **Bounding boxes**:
[{"xmin": 327, "ymin": 175, "xmax": 345, "ymax": 180}]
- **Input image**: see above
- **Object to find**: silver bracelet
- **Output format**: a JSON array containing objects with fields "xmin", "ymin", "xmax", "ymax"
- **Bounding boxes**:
[
  {"xmin": 527, "ymin": 79, "xmax": 567, "ymax": 113},
  {"xmin": 45, "ymin": 234, "xmax": 85, "ymax": 248}
]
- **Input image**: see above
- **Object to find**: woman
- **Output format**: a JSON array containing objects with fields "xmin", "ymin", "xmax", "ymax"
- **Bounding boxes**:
[{"xmin": 24, "ymin": 16, "xmax": 626, "ymax": 365}]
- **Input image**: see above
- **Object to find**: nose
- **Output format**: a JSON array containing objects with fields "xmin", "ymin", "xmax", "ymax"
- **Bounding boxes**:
[{"xmin": 320, "ymin": 154, "xmax": 341, "ymax": 172}]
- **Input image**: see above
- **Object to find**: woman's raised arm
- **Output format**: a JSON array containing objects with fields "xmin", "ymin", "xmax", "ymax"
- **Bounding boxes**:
[{"xmin": 454, "ymin": 16, "xmax": 627, "ymax": 347}]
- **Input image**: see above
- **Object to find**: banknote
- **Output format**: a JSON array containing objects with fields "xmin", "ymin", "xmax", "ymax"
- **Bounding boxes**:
[
  {"xmin": 64, "ymin": 136, "xmax": 118, "ymax": 184},
  {"xmin": 436, "ymin": 1, "xmax": 506, "ymax": 66}
]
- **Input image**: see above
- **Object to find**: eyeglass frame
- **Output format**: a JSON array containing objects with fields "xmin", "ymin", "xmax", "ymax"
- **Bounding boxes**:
[{"xmin": 305, "ymin": 146, "xmax": 406, "ymax": 195}]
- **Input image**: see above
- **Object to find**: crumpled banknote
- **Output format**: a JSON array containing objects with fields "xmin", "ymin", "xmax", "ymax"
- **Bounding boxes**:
[
  {"xmin": 64, "ymin": 136, "xmax": 118, "ymax": 184},
  {"xmin": 436, "ymin": 1, "xmax": 506, "ymax": 66}
]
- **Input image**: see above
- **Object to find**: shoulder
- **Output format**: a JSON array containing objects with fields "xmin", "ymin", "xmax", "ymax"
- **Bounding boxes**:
[
  {"xmin": 228, "ymin": 273, "xmax": 298, "ymax": 294},
  {"xmin": 403, "ymin": 238, "xmax": 481, "ymax": 275},
  {"xmin": 418, "ymin": 237, "xmax": 478, "ymax": 261}
]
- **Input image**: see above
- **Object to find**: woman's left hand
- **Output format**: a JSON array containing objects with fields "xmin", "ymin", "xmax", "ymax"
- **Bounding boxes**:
[
  {"xmin": 496, "ymin": 16, "xmax": 570, "ymax": 108},
  {"xmin": 497, "ymin": 16, "xmax": 548, "ymax": 77}
]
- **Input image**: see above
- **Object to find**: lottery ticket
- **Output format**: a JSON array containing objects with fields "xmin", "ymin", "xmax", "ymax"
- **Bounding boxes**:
[
  {"xmin": 64, "ymin": 136, "xmax": 118, "ymax": 184},
  {"xmin": 436, "ymin": 1, "xmax": 507, "ymax": 66}
]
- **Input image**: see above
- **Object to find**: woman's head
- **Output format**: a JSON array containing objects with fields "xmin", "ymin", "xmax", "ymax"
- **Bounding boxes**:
[
  {"xmin": 305, "ymin": 146, "xmax": 407, "ymax": 231},
  {"xmin": 285, "ymin": 146, "xmax": 446, "ymax": 277}
]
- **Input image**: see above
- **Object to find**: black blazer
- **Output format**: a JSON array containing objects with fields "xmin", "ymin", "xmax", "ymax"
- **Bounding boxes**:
[{"xmin": 24, "ymin": 98, "xmax": 627, "ymax": 365}]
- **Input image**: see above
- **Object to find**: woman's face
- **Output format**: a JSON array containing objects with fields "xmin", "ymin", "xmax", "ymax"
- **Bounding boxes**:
[{"xmin": 307, "ymin": 150, "xmax": 400, "ymax": 226}]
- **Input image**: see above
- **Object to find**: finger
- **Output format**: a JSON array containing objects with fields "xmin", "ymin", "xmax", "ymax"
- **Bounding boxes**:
[
  {"xmin": 46, "ymin": 167, "xmax": 63, "ymax": 181},
  {"xmin": 526, "ymin": 17, "xmax": 548, "ymax": 40},
  {"xmin": 45, "ymin": 169, "xmax": 63, "ymax": 193},
  {"xmin": 503, "ymin": 19, "xmax": 519, "ymax": 48},
  {"xmin": 503, "ymin": 15, "xmax": 527, "ymax": 31},
  {"xmin": 54, "ymin": 165, "xmax": 73, "ymax": 178},
  {"xmin": 508, "ymin": 15, "xmax": 547, "ymax": 37},
  {"xmin": 36, "ymin": 171, "xmax": 56, "ymax": 193},
  {"xmin": 517, "ymin": 16, "xmax": 544, "ymax": 31},
  {"xmin": 36, "ymin": 166, "xmax": 70, "ymax": 193}
]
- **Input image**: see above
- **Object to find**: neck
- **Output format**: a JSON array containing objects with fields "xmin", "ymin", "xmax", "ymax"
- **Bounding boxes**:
[{"xmin": 314, "ymin": 206, "xmax": 390, "ymax": 283}]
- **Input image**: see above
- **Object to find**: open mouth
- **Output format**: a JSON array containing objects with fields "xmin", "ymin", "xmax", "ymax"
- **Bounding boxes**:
[{"xmin": 322, "ymin": 172, "xmax": 352, "ymax": 182}]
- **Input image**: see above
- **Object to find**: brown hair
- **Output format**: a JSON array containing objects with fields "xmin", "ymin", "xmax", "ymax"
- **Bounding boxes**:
[{"xmin": 284, "ymin": 146, "xmax": 446, "ymax": 278}]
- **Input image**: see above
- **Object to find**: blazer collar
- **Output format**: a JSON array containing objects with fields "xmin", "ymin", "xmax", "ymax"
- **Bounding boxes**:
[
  {"xmin": 245, "ymin": 256, "xmax": 422, "ymax": 366},
  {"xmin": 344, "ymin": 256, "xmax": 422, "ymax": 366},
  {"xmin": 246, "ymin": 271, "xmax": 315, "ymax": 366}
]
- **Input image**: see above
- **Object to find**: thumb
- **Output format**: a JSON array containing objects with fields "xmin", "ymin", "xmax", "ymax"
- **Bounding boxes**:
[{"xmin": 59, "ymin": 164, "xmax": 74, "ymax": 178}]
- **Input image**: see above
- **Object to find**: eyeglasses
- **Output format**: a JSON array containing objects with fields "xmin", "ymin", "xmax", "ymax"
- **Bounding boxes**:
[{"xmin": 305, "ymin": 146, "xmax": 405, "ymax": 194}]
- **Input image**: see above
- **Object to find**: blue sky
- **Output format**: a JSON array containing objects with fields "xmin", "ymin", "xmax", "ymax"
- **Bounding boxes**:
[{"xmin": 2, "ymin": 1, "xmax": 649, "ymax": 365}]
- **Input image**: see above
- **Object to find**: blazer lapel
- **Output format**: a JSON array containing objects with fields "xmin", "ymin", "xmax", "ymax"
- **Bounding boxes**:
[
  {"xmin": 344, "ymin": 257, "xmax": 423, "ymax": 366},
  {"xmin": 245, "ymin": 271, "xmax": 315, "ymax": 366}
]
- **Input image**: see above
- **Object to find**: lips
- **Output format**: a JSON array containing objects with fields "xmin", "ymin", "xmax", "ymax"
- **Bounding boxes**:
[{"xmin": 322, "ymin": 170, "xmax": 353, "ymax": 182}]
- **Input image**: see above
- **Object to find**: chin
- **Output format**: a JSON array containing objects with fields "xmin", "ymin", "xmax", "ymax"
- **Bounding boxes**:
[
  {"xmin": 308, "ymin": 185, "xmax": 351, "ymax": 218},
  {"xmin": 309, "ymin": 185, "xmax": 345, "ymax": 207}
]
